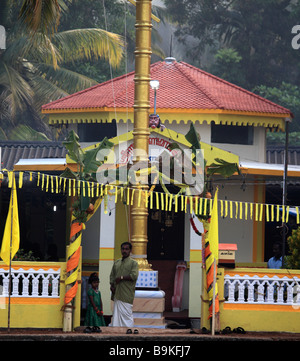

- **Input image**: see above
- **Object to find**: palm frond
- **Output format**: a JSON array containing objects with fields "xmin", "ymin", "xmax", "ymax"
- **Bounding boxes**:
[
  {"xmin": 0, "ymin": 126, "xmax": 8, "ymax": 140},
  {"xmin": 36, "ymin": 63, "xmax": 98, "ymax": 93},
  {"xmin": 3, "ymin": 33, "xmax": 61, "ymax": 70},
  {"xmin": 0, "ymin": 61, "xmax": 34, "ymax": 118},
  {"xmin": 27, "ymin": 70, "xmax": 69, "ymax": 110},
  {"xmin": 52, "ymin": 28, "xmax": 124, "ymax": 68},
  {"xmin": 9, "ymin": 124, "xmax": 50, "ymax": 141},
  {"xmin": 19, "ymin": 0, "xmax": 62, "ymax": 35}
]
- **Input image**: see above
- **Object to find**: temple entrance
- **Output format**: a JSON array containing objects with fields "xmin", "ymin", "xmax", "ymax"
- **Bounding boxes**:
[
  {"xmin": 147, "ymin": 192, "xmax": 185, "ymax": 311},
  {"xmin": 147, "ymin": 208, "xmax": 185, "ymax": 260}
]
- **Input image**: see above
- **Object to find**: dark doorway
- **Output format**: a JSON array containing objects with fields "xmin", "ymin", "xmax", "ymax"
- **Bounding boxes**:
[
  {"xmin": 147, "ymin": 207, "xmax": 185, "ymax": 260},
  {"xmin": 147, "ymin": 190, "xmax": 185, "ymax": 311}
]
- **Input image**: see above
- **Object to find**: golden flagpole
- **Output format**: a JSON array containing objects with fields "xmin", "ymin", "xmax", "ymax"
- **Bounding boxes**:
[{"xmin": 130, "ymin": 0, "xmax": 152, "ymax": 270}]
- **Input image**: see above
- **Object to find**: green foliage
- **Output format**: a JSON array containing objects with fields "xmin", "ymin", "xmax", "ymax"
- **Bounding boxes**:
[
  {"xmin": 266, "ymin": 131, "xmax": 300, "ymax": 146},
  {"xmin": 254, "ymin": 82, "xmax": 300, "ymax": 133},
  {"xmin": 62, "ymin": 130, "xmax": 114, "ymax": 179},
  {"xmin": 63, "ymin": 131, "xmax": 84, "ymax": 166},
  {"xmin": 13, "ymin": 249, "xmax": 40, "ymax": 261},
  {"xmin": 61, "ymin": 130, "xmax": 113, "ymax": 223},
  {"xmin": 206, "ymin": 158, "xmax": 240, "ymax": 178},
  {"xmin": 210, "ymin": 48, "xmax": 246, "ymax": 87},
  {"xmin": 83, "ymin": 139, "xmax": 114, "ymax": 177},
  {"xmin": 9, "ymin": 125, "xmax": 51, "ymax": 141},
  {"xmin": 163, "ymin": 0, "xmax": 300, "ymax": 89},
  {"xmin": 185, "ymin": 123, "xmax": 201, "ymax": 152},
  {"xmin": 285, "ymin": 227, "xmax": 300, "ymax": 269},
  {"xmin": 0, "ymin": 0, "xmax": 123, "ymax": 140}
]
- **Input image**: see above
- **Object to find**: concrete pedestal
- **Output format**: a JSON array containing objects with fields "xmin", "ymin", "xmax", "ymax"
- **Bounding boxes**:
[{"xmin": 133, "ymin": 271, "xmax": 166, "ymax": 328}]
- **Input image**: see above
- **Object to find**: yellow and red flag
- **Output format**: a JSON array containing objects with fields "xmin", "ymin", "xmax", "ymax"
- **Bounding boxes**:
[{"xmin": 204, "ymin": 188, "xmax": 219, "ymax": 317}]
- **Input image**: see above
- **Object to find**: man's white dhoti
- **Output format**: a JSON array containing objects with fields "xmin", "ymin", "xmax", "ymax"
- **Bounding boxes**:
[{"xmin": 111, "ymin": 299, "xmax": 134, "ymax": 327}]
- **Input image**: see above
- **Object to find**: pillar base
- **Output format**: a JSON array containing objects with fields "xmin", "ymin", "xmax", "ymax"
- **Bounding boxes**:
[{"xmin": 133, "ymin": 257, "xmax": 152, "ymax": 271}]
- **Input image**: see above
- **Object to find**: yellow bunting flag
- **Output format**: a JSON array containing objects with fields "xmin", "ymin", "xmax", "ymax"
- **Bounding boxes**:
[
  {"xmin": 131, "ymin": 189, "xmax": 135, "ymax": 205},
  {"xmin": 0, "ymin": 175, "xmax": 20, "ymax": 265},
  {"xmin": 224, "ymin": 200, "xmax": 228, "ymax": 218},
  {"xmin": 115, "ymin": 186, "xmax": 118, "ymax": 203},
  {"xmin": 259, "ymin": 204, "xmax": 263, "ymax": 221},
  {"xmin": 189, "ymin": 196, "xmax": 193, "ymax": 214},
  {"xmin": 18, "ymin": 172, "xmax": 23, "ymax": 188},
  {"xmin": 266, "ymin": 204, "xmax": 269, "ymax": 222},
  {"xmin": 41, "ymin": 174, "xmax": 45, "ymax": 190},
  {"xmin": 195, "ymin": 196, "xmax": 198, "ymax": 214},
  {"xmin": 145, "ymin": 190, "xmax": 149, "ymax": 208},
  {"xmin": 46, "ymin": 175, "xmax": 49, "ymax": 192},
  {"xmin": 160, "ymin": 192, "xmax": 164, "ymax": 211},
  {"xmin": 165, "ymin": 193, "xmax": 169, "ymax": 211},
  {"xmin": 175, "ymin": 194, "xmax": 178, "ymax": 212},
  {"xmin": 281, "ymin": 206, "xmax": 285, "ymax": 223},
  {"xmin": 239, "ymin": 202, "xmax": 243, "ymax": 219},
  {"xmin": 169, "ymin": 194, "xmax": 173, "ymax": 212},
  {"xmin": 204, "ymin": 198, "xmax": 208, "ymax": 216},
  {"xmin": 255, "ymin": 203, "xmax": 259, "ymax": 221},
  {"xmin": 199, "ymin": 198, "xmax": 203, "ymax": 215},
  {"xmin": 286, "ymin": 206, "xmax": 290, "ymax": 223}
]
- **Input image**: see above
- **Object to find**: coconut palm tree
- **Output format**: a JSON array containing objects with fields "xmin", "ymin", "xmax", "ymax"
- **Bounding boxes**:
[{"xmin": 0, "ymin": 0, "xmax": 123, "ymax": 139}]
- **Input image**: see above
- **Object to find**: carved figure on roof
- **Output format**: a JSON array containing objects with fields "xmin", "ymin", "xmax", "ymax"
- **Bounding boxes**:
[{"xmin": 149, "ymin": 113, "xmax": 165, "ymax": 131}]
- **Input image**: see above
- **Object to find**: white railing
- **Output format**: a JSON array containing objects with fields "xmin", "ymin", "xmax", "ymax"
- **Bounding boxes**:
[
  {"xmin": 0, "ymin": 267, "xmax": 61, "ymax": 298},
  {"xmin": 224, "ymin": 273, "xmax": 300, "ymax": 306}
]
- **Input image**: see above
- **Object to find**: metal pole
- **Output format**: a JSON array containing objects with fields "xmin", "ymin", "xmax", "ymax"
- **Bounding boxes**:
[
  {"xmin": 7, "ymin": 174, "xmax": 15, "ymax": 333},
  {"xmin": 211, "ymin": 258, "xmax": 216, "ymax": 336},
  {"xmin": 282, "ymin": 119, "xmax": 290, "ymax": 268},
  {"xmin": 130, "ymin": 0, "xmax": 152, "ymax": 270}
]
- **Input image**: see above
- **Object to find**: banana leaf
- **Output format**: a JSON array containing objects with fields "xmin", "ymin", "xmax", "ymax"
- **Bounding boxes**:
[
  {"xmin": 206, "ymin": 158, "xmax": 240, "ymax": 177},
  {"xmin": 63, "ymin": 130, "xmax": 84, "ymax": 166},
  {"xmin": 83, "ymin": 137, "xmax": 114, "ymax": 175}
]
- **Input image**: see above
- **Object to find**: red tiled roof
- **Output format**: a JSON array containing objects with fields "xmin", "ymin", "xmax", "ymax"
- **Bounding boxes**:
[{"xmin": 42, "ymin": 58, "xmax": 291, "ymax": 116}]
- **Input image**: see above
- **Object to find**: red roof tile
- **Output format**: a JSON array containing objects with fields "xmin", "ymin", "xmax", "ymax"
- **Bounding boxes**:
[{"xmin": 42, "ymin": 58, "xmax": 291, "ymax": 116}]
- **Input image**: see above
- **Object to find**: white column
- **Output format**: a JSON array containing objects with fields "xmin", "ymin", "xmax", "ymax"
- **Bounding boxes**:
[
  {"xmin": 189, "ymin": 216, "xmax": 203, "ymax": 318},
  {"xmin": 98, "ymin": 198, "xmax": 116, "ymax": 315}
]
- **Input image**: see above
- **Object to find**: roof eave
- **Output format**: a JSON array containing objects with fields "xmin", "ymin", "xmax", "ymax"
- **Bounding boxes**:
[{"xmin": 45, "ymin": 108, "xmax": 288, "ymax": 131}]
